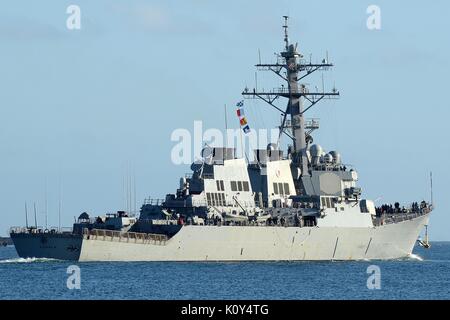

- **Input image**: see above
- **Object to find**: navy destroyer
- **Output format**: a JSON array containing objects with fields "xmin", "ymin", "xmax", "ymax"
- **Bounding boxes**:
[{"xmin": 10, "ymin": 17, "xmax": 432, "ymax": 261}]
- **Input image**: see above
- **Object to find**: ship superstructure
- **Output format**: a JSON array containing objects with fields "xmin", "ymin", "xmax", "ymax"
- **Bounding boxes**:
[{"xmin": 9, "ymin": 17, "xmax": 432, "ymax": 261}]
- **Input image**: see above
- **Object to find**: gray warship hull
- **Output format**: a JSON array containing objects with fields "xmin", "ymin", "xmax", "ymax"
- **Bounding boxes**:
[
  {"xmin": 11, "ymin": 213, "xmax": 429, "ymax": 262},
  {"xmin": 11, "ymin": 232, "xmax": 83, "ymax": 260},
  {"xmin": 9, "ymin": 17, "xmax": 433, "ymax": 263}
]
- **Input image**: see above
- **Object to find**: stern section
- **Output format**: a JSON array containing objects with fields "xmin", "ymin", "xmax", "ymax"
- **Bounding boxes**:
[{"xmin": 10, "ymin": 231, "xmax": 83, "ymax": 261}]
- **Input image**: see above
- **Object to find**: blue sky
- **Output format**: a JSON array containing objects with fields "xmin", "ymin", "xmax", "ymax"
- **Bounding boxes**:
[{"xmin": 0, "ymin": 0, "xmax": 448, "ymax": 239}]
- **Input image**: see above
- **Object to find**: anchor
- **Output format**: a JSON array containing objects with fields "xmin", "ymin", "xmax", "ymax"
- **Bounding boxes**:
[{"xmin": 417, "ymin": 225, "xmax": 431, "ymax": 249}]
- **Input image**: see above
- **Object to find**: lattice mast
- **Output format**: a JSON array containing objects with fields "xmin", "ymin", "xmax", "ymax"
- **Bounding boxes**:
[{"xmin": 242, "ymin": 16, "xmax": 339, "ymax": 179}]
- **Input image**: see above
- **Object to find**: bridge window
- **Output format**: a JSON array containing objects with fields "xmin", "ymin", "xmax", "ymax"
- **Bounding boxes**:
[
  {"xmin": 284, "ymin": 183, "xmax": 290, "ymax": 195},
  {"xmin": 278, "ymin": 183, "xmax": 284, "ymax": 195},
  {"xmin": 230, "ymin": 180, "xmax": 250, "ymax": 193},
  {"xmin": 206, "ymin": 192, "xmax": 226, "ymax": 206},
  {"xmin": 321, "ymin": 197, "xmax": 336, "ymax": 209},
  {"xmin": 216, "ymin": 180, "xmax": 225, "ymax": 191},
  {"xmin": 214, "ymin": 193, "xmax": 219, "ymax": 206}
]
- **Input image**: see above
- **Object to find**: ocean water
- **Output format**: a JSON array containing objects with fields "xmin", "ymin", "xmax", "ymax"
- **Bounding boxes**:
[{"xmin": 0, "ymin": 243, "xmax": 449, "ymax": 300}]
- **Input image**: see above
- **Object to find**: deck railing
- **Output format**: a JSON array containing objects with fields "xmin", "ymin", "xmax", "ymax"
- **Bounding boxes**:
[
  {"xmin": 9, "ymin": 226, "xmax": 73, "ymax": 234},
  {"xmin": 372, "ymin": 207, "xmax": 431, "ymax": 226},
  {"xmin": 82, "ymin": 228, "xmax": 168, "ymax": 245},
  {"xmin": 143, "ymin": 198, "xmax": 165, "ymax": 206}
]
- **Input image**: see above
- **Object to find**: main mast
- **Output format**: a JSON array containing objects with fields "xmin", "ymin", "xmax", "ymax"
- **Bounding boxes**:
[
  {"xmin": 281, "ymin": 16, "xmax": 308, "ymax": 174},
  {"xmin": 242, "ymin": 16, "xmax": 339, "ymax": 193}
]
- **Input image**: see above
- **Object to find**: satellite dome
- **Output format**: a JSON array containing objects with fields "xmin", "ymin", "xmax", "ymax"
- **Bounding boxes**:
[
  {"xmin": 329, "ymin": 151, "xmax": 341, "ymax": 165},
  {"xmin": 78, "ymin": 212, "xmax": 89, "ymax": 220},
  {"xmin": 309, "ymin": 144, "xmax": 323, "ymax": 157},
  {"xmin": 323, "ymin": 153, "xmax": 333, "ymax": 164}
]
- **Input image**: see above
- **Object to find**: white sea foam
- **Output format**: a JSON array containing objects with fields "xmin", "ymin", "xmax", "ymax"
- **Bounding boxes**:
[
  {"xmin": 0, "ymin": 257, "xmax": 58, "ymax": 264},
  {"xmin": 407, "ymin": 253, "xmax": 424, "ymax": 261}
]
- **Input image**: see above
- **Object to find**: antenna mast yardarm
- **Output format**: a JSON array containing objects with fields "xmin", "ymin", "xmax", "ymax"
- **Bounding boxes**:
[{"xmin": 242, "ymin": 16, "xmax": 339, "ymax": 192}]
